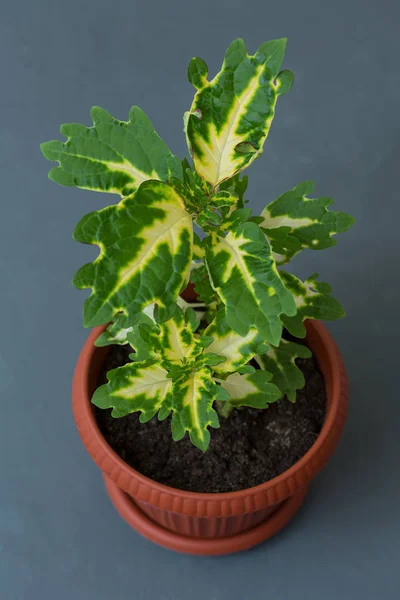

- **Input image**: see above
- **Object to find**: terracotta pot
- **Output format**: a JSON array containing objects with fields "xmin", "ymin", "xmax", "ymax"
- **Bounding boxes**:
[{"xmin": 72, "ymin": 318, "xmax": 348, "ymax": 555}]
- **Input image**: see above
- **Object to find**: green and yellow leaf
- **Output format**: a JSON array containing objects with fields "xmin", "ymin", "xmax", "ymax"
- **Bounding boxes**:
[
  {"xmin": 72, "ymin": 180, "xmax": 193, "ymax": 327},
  {"xmin": 219, "ymin": 173, "xmax": 248, "ymax": 209},
  {"xmin": 193, "ymin": 233, "xmax": 205, "ymax": 259},
  {"xmin": 92, "ymin": 360, "xmax": 173, "ymax": 422},
  {"xmin": 260, "ymin": 181, "xmax": 356, "ymax": 264},
  {"xmin": 219, "ymin": 208, "xmax": 252, "ymax": 232},
  {"xmin": 41, "ymin": 106, "xmax": 182, "ymax": 197},
  {"xmin": 95, "ymin": 304, "xmax": 156, "ymax": 347},
  {"xmin": 209, "ymin": 190, "xmax": 239, "ymax": 209},
  {"xmin": 204, "ymin": 309, "xmax": 266, "ymax": 373},
  {"xmin": 94, "ymin": 304, "xmax": 225, "ymax": 450},
  {"xmin": 185, "ymin": 38, "xmax": 293, "ymax": 186},
  {"xmin": 171, "ymin": 366, "xmax": 220, "ymax": 451},
  {"xmin": 220, "ymin": 371, "xmax": 282, "ymax": 408},
  {"xmin": 205, "ymin": 221, "xmax": 296, "ymax": 344},
  {"xmin": 126, "ymin": 304, "xmax": 203, "ymax": 365},
  {"xmin": 255, "ymin": 339, "xmax": 311, "ymax": 402},
  {"xmin": 158, "ymin": 305, "xmax": 201, "ymax": 365},
  {"xmin": 127, "ymin": 319, "xmax": 161, "ymax": 363},
  {"xmin": 95, "ymin": 314, "xmax": 135, "ymax": 347},
  {"xmin": 169, "ymin": 168, "xmax": 212, "ymax": 214},
  {"xmin": 280, "ymin": 271, "xmax": 345, "ymax": 337}
]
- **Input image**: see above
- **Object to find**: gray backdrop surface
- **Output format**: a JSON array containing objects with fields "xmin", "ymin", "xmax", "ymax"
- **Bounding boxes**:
[{"xmin": 1, "ymin": 0, "xmax": 399, "ymax": 598}]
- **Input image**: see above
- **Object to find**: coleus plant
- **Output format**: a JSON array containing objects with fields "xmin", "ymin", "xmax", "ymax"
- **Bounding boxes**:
[{"xmin": 41, "ymin": 38, "xmax": 354, "ymax": 451}]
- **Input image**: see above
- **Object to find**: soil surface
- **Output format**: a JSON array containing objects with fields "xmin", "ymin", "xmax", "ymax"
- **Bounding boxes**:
[{"xmin": 95, "ymin": 344, "xmax": 326, "ymax": 493}]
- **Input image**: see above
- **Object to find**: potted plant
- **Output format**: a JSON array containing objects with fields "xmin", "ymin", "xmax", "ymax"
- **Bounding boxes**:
[{"xmin": 41, "ymin": 37, "xmax": 354, "ymax": 555}]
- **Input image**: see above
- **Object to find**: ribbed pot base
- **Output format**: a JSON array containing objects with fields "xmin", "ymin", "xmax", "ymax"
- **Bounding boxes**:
[{"xmin": 104, "ymin": 476, "xmax": 308, "ymax": 556}]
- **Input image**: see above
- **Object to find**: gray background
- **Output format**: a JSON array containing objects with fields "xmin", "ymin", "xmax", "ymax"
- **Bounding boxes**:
[{"xmin": 1, "ymin": 0, "xmax": 399, "ymax": 598}]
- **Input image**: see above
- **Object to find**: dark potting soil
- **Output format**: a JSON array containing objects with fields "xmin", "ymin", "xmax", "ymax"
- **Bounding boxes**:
[{"xmin": 95, "ymin": 344, "xmax": 326, "ymax": 493}]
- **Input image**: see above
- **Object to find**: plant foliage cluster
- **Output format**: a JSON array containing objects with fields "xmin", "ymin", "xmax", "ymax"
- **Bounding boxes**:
[{"xmin": 42, "ymin": 39, "xmax": 354, "ymax": 450}]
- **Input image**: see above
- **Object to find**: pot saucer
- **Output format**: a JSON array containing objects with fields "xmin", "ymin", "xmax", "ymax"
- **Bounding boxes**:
[{"xmin": 104, "ymin": 476, "xmax": 307, "ymax": 556}]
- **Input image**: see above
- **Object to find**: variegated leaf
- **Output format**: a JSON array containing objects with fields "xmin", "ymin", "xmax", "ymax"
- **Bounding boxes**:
[
  {"xmin": 95, "ymin": 314, "xmax": 135, "ymax": 347},
  {"xmin": 219, "ymin": 371, "xmax": 282, "ymax": 408},
  {"xmin": 219, "ymin": 208, "xmax": 252, "ymax": 233},
  {"xmin": 95, "ymin": 304, "xmax": 155, "ymax": 347},
  {"xmin": 127, "ymin": 304, "xmax": 203, "ymax": 365},
  {"xmin": 209, "ymin": 190, "xmax": 239, "ymax": 209},
  {"xmin": 92, "ymin": 360, "xmax": 173, "ymax": 421},
  {"xmin": 169, "ymin": 169, "xmax": 212, "ymax": 214},
  {"xmin": 171, "ymin": 366, "xmax": 220, "ymax": 451},
  {"xmin": 73, "ymin": 180, "xmax": 193, "ymax": 328},
  {"xmin": 255, "ymin": 339, "xmax": 311, "ymax": 402},
  {"xmin": 193, "ymin": 233, "xmax": 205, "ymax": 259},
  {"xmin": 280, "ymin": 271, "xmax": 345, "ymax": 337},
  {"xmin": 260, "ymin": 181, "xmax": 355, "ymax": 264},
  {"xmin": 158, "ymin": 305, "xmax": 202, "ymax": 365},
  {"xmin": 205, "ymin": 222, "xmax": 296, "ymax": 344},
  {"xmin": 204, "ymin": 309, "xmax": 266, "ymax": 374},
  {"xmin": 41, "ymin": 106, "xmax": 182, "ymax": 197},
  {"xmin": 185, "ymin": 38, "xmax": 293, "ymax": 186},
  {"xmin": 101, "ymin": 297, "xmax": 205, "ymax": 351},
  {"xmin": 127, "ymin": 318, "xmax": 161, "ymax": 363},
  {"xmin": 219, "ymin": 173, "xmax": 248, "ymax": 209}
]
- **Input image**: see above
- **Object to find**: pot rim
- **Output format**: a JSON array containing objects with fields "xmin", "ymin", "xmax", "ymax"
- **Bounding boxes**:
[{"xmin": 73, "ymin": 318, "xmax": 348, "ymax": 513}]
